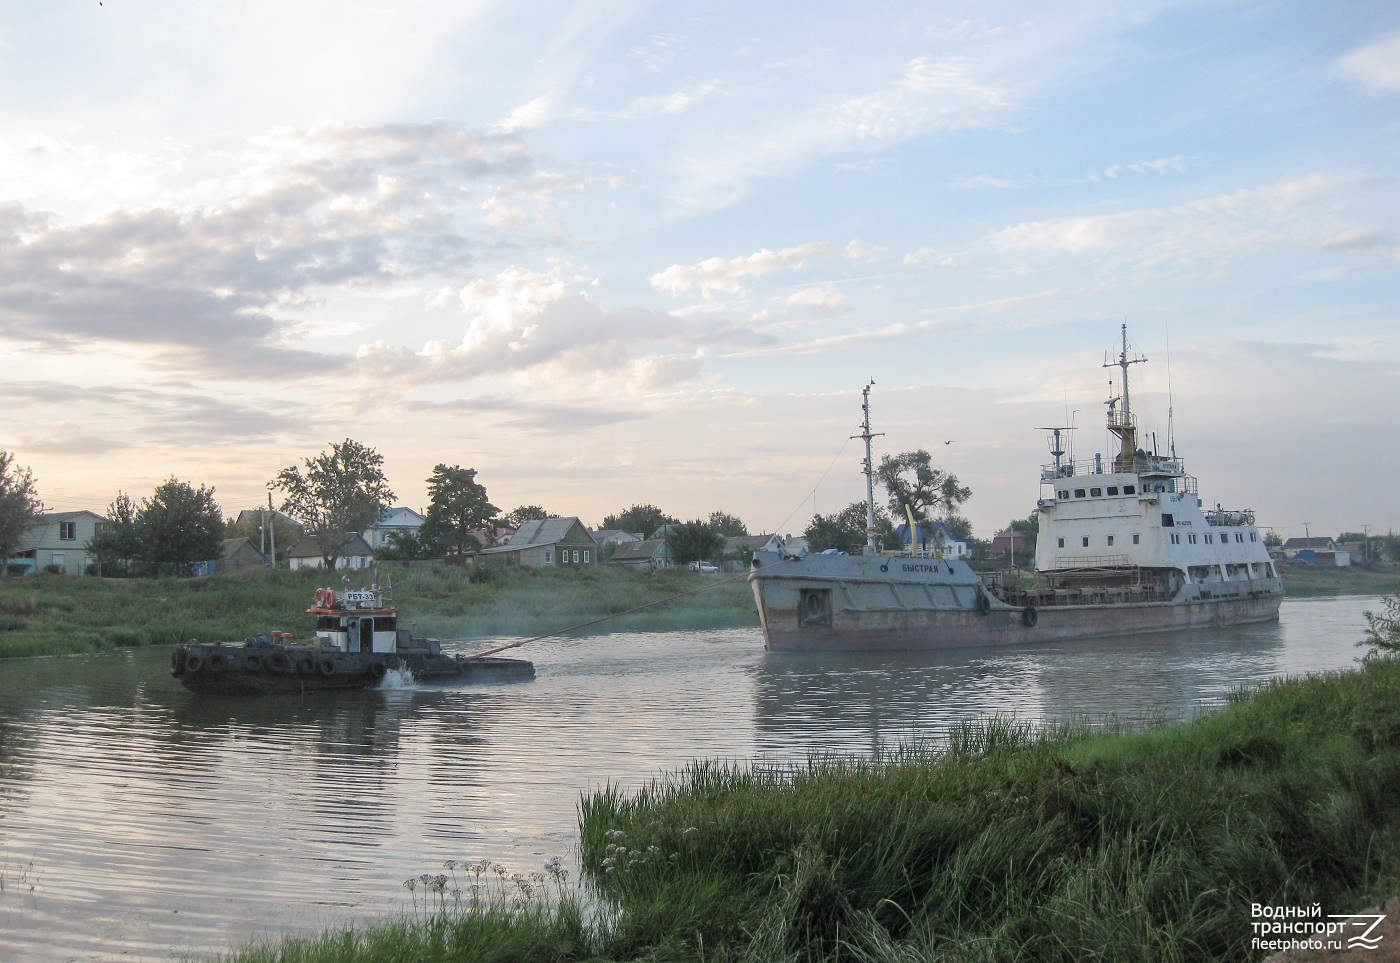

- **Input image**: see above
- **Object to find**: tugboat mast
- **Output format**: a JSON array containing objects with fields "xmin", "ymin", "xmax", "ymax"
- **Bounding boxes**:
[{"xmin": 854, "ymin": 381, "xmax": 884, "ymax": 556}]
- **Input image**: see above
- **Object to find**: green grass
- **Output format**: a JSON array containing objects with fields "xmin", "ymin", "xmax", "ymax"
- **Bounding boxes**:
[
  {"xmin": 1278, "ymin": 564, "xmax": 1397, "ymax": 597},
  {"xmin": 215, "ymin": 656, "xmax": 1400, "ymax": 963},
  {"xmin": 0, "ymin": 565, "xmax": 757, "ymax": 658}
]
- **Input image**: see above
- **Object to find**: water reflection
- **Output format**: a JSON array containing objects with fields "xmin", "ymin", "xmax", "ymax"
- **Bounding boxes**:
[{"xmin": 0, "ymin": 596, "xmax": 1378, "ymax": 962}]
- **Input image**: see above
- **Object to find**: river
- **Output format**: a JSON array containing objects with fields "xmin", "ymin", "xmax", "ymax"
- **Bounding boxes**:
[{"xmin": 0, "ymin": 595, "xmax": 1380, "ymax": 961}]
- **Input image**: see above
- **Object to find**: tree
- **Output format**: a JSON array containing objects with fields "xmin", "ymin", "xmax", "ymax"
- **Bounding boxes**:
[
  {"xmin": 875, "ymin": 450, "xmax": 971, "ymax": 526},
  {"xmin": 375, "ymin": 527, "xmax": 436, "ymax": 562},
  {"xmin": 505, "ymin": 504, "xmax": 553, "ymax": 528},
  {"xmin": 1264, "ymin": 531, "xmax": 1283, "ymax": 549},
  {"xmin": 273, "ymin": 439, "xmax": 395, "ymax": 571},
  {"xmin": 601, "ymin": 504, "xmax": 674, "ymax": 537},
  {"xmin": 88, "ymin": 492, "xmax": 140, "ymax": 576},
  {"xmin": 1360, "ymin": 587, "xmax": 1400, "ymax": 660},
  {"xmin": 669, "ymin": 519, "xmax": 725, "ymax": 565},
  {"xmin": 804, "ymin": 502, "xmax": 901, "ymax": 555},
  {"xmin": 707, "ymin": 511, "xmax": 749, "ymax": 538},
  {"xmin": 135, "ymin": 478, "xmax": 224, "ymax": 577},
  {"xmin": 0, "ymin": 450, "xmax": 43, "ymax": 577},
  {"xmin": 940, "ymin": 512, "xmax": 974, "ymax": 542},
  {"xmin": 420, "ymin": 464, "xmax": 499, "ymax": 555}
]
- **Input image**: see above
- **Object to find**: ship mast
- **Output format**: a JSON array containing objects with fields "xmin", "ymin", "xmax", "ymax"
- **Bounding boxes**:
[
  {"xmin": 1103, "ymin": 323, "xmax": 1146, "ymax": 471},
  {"xmin": 854, "ymin": 381, "xmax": 884, "ymax": 555}
]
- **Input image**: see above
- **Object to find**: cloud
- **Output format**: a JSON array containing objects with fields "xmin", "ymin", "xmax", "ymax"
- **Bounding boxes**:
[
  {"xmin": 0, "ymin": 122, "xmax": 536, "ymax": 375},
  {"xmin": 1095, "ymin": 155, "xmax": 1189, "ymax": 180},
  {"xmin": 355, "ymin": 264, "xmax": 776, "ymax": 392},
  {"xmin": 784, "ymin": 284, "xmax": 847, "ymax": 314},
  {"xmin": 648, "ymin": 242, "xmax": 832, "ymax": 298},
  {"xmin": 1335, "ymin": 31, "xmax": 1400, "ymax": 95},
  {"xmin": 994, "ymin": 173, "xmax": 1365, "ymax": 272},
  {"xmin": 494, "ymin": 95, "xmax": 555, "ymax": 133}
]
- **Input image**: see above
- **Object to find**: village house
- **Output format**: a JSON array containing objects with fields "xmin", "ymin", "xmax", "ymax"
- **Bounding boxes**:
[
  {"xmin": 896, "ymin": 520, "xmax": 970, "ymax": 558},
  {"xmin": 361, "ymin": 506, "xmax": 427, "ymax": 551},
  {"xmin": 721, "ymin": 533, "xmax": 784, "ymax": 572},
  {"xmin": 478, "ymin": 517, "xmax": 599, "ymax": 567},
  {"xmin": 287, "ymin": 533, "xmax": 375, "ymax": 571},
  {"xmin": 609, "ymin": 538, "xmax": 677, "ymax": 571},
  {"xmin": 7, "ymin": 510, "xmax": 107, "ymax": 574}
]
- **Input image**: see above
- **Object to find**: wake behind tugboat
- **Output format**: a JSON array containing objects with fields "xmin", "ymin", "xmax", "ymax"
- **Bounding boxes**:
[{"xmin": 171, "ymin": 583, "xmax": 534, "ymax": 695}]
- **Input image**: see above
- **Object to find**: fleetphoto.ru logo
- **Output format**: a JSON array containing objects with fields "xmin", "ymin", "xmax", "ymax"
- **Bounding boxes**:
[{"xmin": 1251, "ymin": 902, "xmax": 1386, "ymax": 953}]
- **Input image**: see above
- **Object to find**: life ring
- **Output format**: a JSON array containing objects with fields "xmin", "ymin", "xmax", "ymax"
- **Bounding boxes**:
[
  {"xmin": 367, "ymin": 662, "xmax": 386, "ymax": 681},
  {"xmin": 267, "ymin": 652, "xmax": 291, "ymax": 673},
  {"xmin": 317, "ymin": 658, "xmax": 336, "ymax": 677},
  {"xmin": 205, "ymin": 651, "xmax": 228, "ymax": 674},
  {"xmin": 185, "ymin": 653, "xmax": 204, "ymax": 674},
  {"xmin": 243, "ymin": 653, "xmax": 264, "ymax": 672},
  {"xmin": 1022, "ymin": 605, "xmax": 1038, "ymax": 628},
  {"xmin": 976, "ymin": 593, "xmax": 992, "ymax": 616},
  {"xmin": 296, "ymin": 656, "xmax": 316, "ymax": 675},
  {"xmin": 313, "ymin": 588, "xmax": 328, "ymax": 608}
]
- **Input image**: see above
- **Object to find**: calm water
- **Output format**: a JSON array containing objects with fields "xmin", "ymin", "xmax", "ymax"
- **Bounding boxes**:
[{"xmin": 0, "ymin": 595, "xmax": 1380, "ymax": 962}]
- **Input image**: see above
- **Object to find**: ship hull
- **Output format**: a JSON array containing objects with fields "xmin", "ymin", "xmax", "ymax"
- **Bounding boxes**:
[
  {"xmin": 749, "ymin": 553, "xmax": 1283, "ymax": 653},
  {"xmin": 172, "ymin": 644, "xmax": 534, "ymax": 695}
]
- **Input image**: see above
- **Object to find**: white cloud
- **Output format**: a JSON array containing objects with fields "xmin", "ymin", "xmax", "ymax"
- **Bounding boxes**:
[
  {"xmin": 1099, "ymin": 155, "xmax": 1189, "ymax": 179},
  {"xmin": 994, "ymin": 173, "xmax": 1364, "ymax": 272},
  {"xmin": 1335, "ymin": 31, "xmax": 1400, "ymax": 95},
  {"xmin": 784, "ymin": 284, "xmax": 847, "ymax": 313},
  {"xmin": 648, "ymin": 242, "xmax": 832, "ymax": 298},
  {"xmin": 494, "ymin": 95, "xmax": 555, "ymax": 133}
]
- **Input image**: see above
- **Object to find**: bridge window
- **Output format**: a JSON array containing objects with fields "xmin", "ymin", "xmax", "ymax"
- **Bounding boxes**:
[
  {"xmin": 1107, "ymin": 486, "xmax": 1119, "ymax": 495},
  {"xmin": 1090, "ymin": 487, "xmax": 1102, "ymax": 497},
  {"xmin": 1171, "ymin": 533, "xmax": 1181, "ymax": 544},
  {"xmin": 1074, "ymin": 489, "xmax": 1086, "ymax": 498},
  {"xmin": 1124, "ymin": 485, "xmax": 1136, "ymax": 494},
  {"xmin": 1057, "ymin": 537, "xmax": 1065, "ymax": 548},
  {"xmin": 1133, "ymin": 534, "xmax": 1140, "ymax": 544},
  {"xmin": 1162, "ymin": 513, "xmax": 1174, "ymax": 527},
  {"xmin": 1082, "ymin": 537, "xmax": 1089, "ymax": 547},
  {"xmin": 1205, "ymin": 533, "xmax": 1213, "ymax": 544},
  {"xmin": 1189, "ymin": 534, "xmax": 1198, "ymax": 544},
  {"xmin": 1107, "ymin": 535, "xmax": 1115, "ymax": 546}
]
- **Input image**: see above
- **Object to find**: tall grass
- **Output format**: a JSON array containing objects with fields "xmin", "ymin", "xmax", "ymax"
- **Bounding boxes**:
[
  {"xmin": 216, "ymin": 657, "xmax": 1400, "ymax": 962},
  {"xmin": 0, "ymin": 565, "xmax": 756, "ymax": 658}
]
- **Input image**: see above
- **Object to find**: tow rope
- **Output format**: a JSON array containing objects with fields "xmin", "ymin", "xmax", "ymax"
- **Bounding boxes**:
[{"xmin": 464, "ymin": 570, "xmax": 752, "ymax": 660}]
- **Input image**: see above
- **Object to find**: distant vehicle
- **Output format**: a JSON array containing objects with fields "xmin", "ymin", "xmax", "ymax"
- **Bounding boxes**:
[{"xmin": 688, "ymin": 561, "xmax": 719, "ymax": 573}]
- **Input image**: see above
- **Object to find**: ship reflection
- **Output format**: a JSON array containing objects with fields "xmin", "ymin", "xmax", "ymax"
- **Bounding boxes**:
[{"xmin": 749, "ymin": 621, "xmax": 1288, "ymax": 757}]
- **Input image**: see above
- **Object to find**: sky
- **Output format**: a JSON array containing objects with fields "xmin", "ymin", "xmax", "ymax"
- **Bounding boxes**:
[{"xmin": 1, "ymin": 0, "xmax": 1397, "ymax": 542}]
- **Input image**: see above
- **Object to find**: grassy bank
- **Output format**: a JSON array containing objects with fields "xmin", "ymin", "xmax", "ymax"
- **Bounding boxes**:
[
  {"xmin": 222, "ymin": 655, "xmax": 1400, "ymax": 963},
  {"xmin": 1279, "ymin": 564, "xmax": 1398, "ymax": 597},
  {"xmin": 0, "ymin": 565, "xmax": 756, "ymax": 658}
]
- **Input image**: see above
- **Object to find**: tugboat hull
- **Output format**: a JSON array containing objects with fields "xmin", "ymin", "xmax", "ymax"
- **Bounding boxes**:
[{"xmin": 172, "ymin": 643, "xmax": 534, "ymax": 695}]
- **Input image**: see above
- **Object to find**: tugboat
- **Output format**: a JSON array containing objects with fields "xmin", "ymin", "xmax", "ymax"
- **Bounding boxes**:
[
  {"xmin": 171, "ymin": 583, "xmax": 534, "ymax": 695},
  {"xmin": 749, "ymin": 326, "xmax": 1284, "ymax": 652}
]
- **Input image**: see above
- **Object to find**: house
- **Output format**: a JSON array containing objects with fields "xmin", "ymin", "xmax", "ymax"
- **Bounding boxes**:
[
  {"xmin": 609, "ymin": 538, "xmax": 677, "ymax": 571},
  {"xmin": 1281, "ymin": 537, "xmax": 1340, "ymax": 560},
  {"xmin": 721, "ymin": 534, "xmax": 783, "ymax": 572},
  {"xmin": 287, "ymin": 534, "xmax": 375, "ymax": 571},
  {"xmin": 478, "ymin": 517, "xmax": 599, "ymax": 567},
  {"xmin": 361, "ymin": 506, "xmax": 427, "ymax": 551},
  {"xmin": 218, "ymin": 538, "xmax": 268, "ymax": 574},
  {"xmin": 8, "ymin": 510, "xmax": 107, "ymax": 574},
  {"xmin": 895, "ymin": 520, "xmax": 969, "ymax": 558}
]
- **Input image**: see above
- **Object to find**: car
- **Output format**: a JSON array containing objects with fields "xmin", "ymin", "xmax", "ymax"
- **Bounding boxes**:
[{"xmin": 688, "ymin": 561, "xmax": 719, "ymax": 573}]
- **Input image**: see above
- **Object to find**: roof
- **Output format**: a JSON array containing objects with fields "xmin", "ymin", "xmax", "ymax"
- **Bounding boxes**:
[
  {"xmin": 37, "ymin": 510, "xmax": 106, "ymax": 523},
  {"xmin": 505, "ymin": 517, "xmax": 594, "ymax": 548},
  {"xmin": 1283, "ymin": 537, "xmax": 1336, "ymax": 549},
  {"xmin": 288, "ymin": 533, "xmax": 374, "ymax": 558},
  {"xmin": 611, "ymin": 539, "xmax": 672, "ymax": 562},
  {"xmin": 220, "ymin": 537, "xmax": 262, "ymax": 558},
  {"xmin": 370, "ymin": 506, "xmax": 426, "ymax": 525},
  {"xmin": 724, "ymin": 534, "xmax": 779, "ymax": 552}
]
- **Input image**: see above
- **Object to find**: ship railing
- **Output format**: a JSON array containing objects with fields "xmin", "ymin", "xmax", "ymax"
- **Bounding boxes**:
[
  {"xmin": 1044, "ymin": 554, "xmax": 1132, "ymax": 570},
  {"xmin": 1039, "ymin": 456, "xmax": 1186, "ymax": 481}
]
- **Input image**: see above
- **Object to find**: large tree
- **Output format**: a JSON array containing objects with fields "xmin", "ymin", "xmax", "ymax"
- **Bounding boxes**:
[
  {"xmin": 876, "ymin": 449, "xmax": 972, "ymax": 525},
  {"xmin": 0, "ymin": 450, "xmax": 43, "ymax": 577},
  {"xmin": 420, "ymin": 464, "xmax": 499, "ymax": 555},
  {"xmin": 273, "ymin": 439, "xmax": 395, "ymax": 571},
  {"xmin": 804, "ymin": 501, "xmax": 901, "ymax": 555},
  {"xmin": 505, "ymin": 504, "xmax": 553, "ymax": 528},
  {"xmin": 707, "ymin": 511, "xmax": 749, "ymax": 538},
  {"xmin": 601, "ymin": 504, "xmax": 674, "ymax": 537},
  {"xmin": 135, "ymin": 478, "xmax": 224, "ymax": 577},
  {"xmin": 669, "ymin": 519, "xmax": 725, "ymax": 565},
  {"xmin": 88, "ymin": 492, "xmax": 140, "ymax": 576}
]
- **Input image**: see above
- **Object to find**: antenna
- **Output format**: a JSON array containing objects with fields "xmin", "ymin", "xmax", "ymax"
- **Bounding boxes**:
[
  {"xmin": 853, "ymin": 380, "xmax": 884, "ymax": 556},
  {"xmin": 1165, "ymin": 325, "xmax": 1176, "ymax": 457}
]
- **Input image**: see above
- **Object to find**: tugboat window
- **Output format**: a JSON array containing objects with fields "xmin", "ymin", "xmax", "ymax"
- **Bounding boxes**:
[
  {"xmin": 1107, "ymin": 487, "xmax": 1119, "ymax": 496},
  {"xmin": 1124, "ymin": 485, "xmax": 1136, "ymax": 494},
  {"xmin": 1074, "ymin": 489, "xmax": 1086, "ymax": 498},
  {"xmin": 1162, "ymin": 514, "xmax": 1175, "ymax": 527}
]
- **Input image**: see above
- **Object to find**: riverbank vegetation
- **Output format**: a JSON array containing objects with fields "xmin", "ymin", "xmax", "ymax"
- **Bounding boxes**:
[
  {"xmin": 1279, "ymin": 563, "xmax": 1398, "ymax": 597},
  {"xmin": 0, "ymin": 564, "xmax": 755, "ymax": 659},
  {"xmin": 219, "ymin": 643, "xmax": 1400, "ymax": 963}
]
